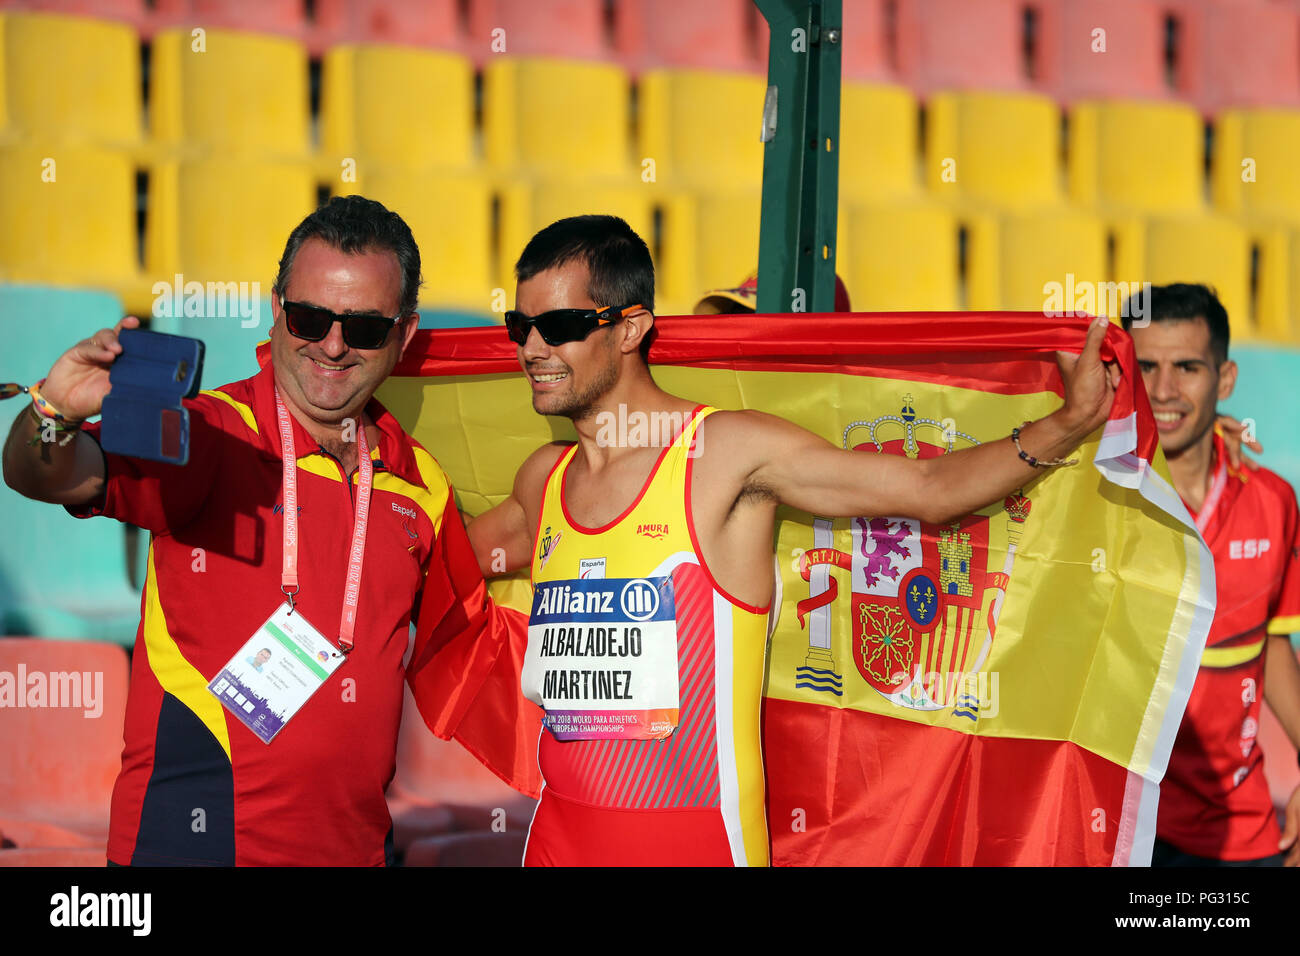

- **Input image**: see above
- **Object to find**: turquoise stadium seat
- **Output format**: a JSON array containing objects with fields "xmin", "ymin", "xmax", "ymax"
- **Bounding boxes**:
[{"xmin": 0, "ymin": 285, "xmax": 142, "ymax": 644}]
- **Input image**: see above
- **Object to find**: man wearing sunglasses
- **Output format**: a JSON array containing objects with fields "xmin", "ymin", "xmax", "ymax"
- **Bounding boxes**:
[
  {"xmin": 3, "ymin": 195, "xmax": 491, "ymax": 866},
  {"xmin": 466, "ymin": 214, "xmax": 1120, "ymax": 866}
]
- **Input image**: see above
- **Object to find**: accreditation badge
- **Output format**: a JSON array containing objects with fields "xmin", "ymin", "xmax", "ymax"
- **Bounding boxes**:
[
  {"xmin": 522, "ymin": 575, "xmax": 680, "ymax": 741},
  {"xmin": 207, "ymin": 602, "xmax": 347, "ymax": 744}
]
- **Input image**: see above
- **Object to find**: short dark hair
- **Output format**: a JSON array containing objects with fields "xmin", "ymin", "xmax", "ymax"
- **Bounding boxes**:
[
  {"xmin": 515, "ymin": 215, "xmax": 656, "ymax": 358},
  {"xmin": 1121, "ymin": 282, "xmax": 1230, "ymax": 364},
  {"xmin": 274, "ymin": 195, "xmax": 422, "ymax": 316}
]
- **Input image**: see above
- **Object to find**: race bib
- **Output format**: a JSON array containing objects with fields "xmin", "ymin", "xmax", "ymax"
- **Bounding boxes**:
[
  {"xmin": 207, "ymin": 602, "xmax": 347, "ymax": 744},
  {"xmin": 522, "ymin": 575, "xmax": 679, "ymax": 741}
]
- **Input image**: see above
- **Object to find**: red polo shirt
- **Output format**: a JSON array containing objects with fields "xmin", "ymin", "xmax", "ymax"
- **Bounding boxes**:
[
  {"xmin": 1157, "ymin": 433, "xmax": 1300, "ymax": 860},
  {"xmin": 69, "ymin": 358, "xmax": 488, "ymax": 866}
]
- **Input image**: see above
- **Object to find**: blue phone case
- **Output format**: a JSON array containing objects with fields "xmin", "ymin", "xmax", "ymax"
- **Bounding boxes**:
[{"xmin": 100, "ymin": 329, "xmax": 205, "ymax": 465}]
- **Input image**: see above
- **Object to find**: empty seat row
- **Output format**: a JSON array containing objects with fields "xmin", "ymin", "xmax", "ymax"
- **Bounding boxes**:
[
  {"xmin": 8, "ymin": 12, "xmax": 1300, "ymax": 225},
  {"xmin": 7, "ymin": 141, "xmax": 1296, "ymax": 343},
  {"xmin": 7, "ymin": 0, "xmax": 1299, "ymax": 110}
]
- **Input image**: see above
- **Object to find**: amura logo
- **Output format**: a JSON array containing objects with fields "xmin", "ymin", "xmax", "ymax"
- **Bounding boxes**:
[{"xmin": 636, "ymin": 522, "xmax": 669, "ymax": 539}]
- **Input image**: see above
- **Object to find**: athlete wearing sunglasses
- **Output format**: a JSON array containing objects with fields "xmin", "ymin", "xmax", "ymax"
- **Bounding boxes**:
[
  {"xmin": 454, "ymin": 214, "xmax": 1119, "ymax": 867},
  {"xmin": 504, "ymin": 303, "xmax": 642, "ymax": 347}
]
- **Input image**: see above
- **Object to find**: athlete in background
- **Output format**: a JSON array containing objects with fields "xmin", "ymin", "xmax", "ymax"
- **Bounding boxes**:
[
  {"xmin": 467, "ymin": 215, "xmax": 1120, "ymax": 866},
  {"xmin": 1124, "ymin": 283, "xmax": 1300, "ymax": 867}
]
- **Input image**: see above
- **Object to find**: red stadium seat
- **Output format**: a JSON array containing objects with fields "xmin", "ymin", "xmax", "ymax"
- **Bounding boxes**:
[
  {"xmin": 841, "ymin": 0, "xmax": 899, "ymax": 82},
  {"xmin": 467, "ymin": 0, "xmax": 609, "ymax": 63},
  {"xmin": 895, "ymin": 0, "xmax": 1029, "ymax": 95},
  {"xmin": 615, "ymin": 0, "xmax": 766, "ymax": 73},
  {"xmin": 0, "ymin": 638, "xmax": 129, "ymax": 849},
  {"xmin": 404, "ymin": 830, "xmax": 528, "ymax": 867},
  {"xmin": 1035, "ymin": 0, "xmax": 1171, "ymax": 104},
  {"xmin": 387, "ymin": 684, "xmax": 532, "ymax": 856},
  {"xmin": 1166, "ymin": 0, "xmax": 1300, "ymax": 113},
  {"xmin": 180, "ymin": 0, "xmax": 306, "ymax": 37},
  {"xmin": 0, "ymin": 847, "xmax": 106, "ymax": 866},
  {"xmin": 309, "ymin": 0, "xmax": 464, "ymax": 56}
]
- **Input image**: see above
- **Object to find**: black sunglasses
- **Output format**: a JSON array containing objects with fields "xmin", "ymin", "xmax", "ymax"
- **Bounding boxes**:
[
  {"xmin": 504, "ymin": 304, "xmax": 642, "ymax": 347},
  {"xmin": 281, "ymin": 300, "xmax": 404, "ymax": 351}
]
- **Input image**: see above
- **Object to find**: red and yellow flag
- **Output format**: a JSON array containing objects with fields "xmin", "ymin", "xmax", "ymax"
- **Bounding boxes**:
[{"xmin": 399, "ymin": 311, "xmax": 1212, "ymax": 866}]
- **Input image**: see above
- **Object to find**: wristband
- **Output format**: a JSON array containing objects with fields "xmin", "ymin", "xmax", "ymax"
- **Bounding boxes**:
[
  {"xmin": 28, "ymin": 379, "xmax": 83, "ymax": 426},
  {"xmin": 1011, "ymin": 421, "xmax": 1078, "ymax": 468}
]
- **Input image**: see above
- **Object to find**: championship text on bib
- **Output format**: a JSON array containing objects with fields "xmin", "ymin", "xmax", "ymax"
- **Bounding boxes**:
[{"xmin": 522, "ymin": 575, "xmax": 679, "ymax": 741}]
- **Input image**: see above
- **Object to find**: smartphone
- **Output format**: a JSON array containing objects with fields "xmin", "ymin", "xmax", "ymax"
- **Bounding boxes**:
[{"xmin": 100, "ymin": 328, "xmax": 205, "ymax": 465}]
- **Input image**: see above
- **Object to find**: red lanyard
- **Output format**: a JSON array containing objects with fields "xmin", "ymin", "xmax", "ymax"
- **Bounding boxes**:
[
  {"xmin": 1194, "ymin": 455, "xmax": 1227, "ymax": 537},
  {"xmin": 275, "ymin": 390, "xmax": 373, "ymax": 653}
]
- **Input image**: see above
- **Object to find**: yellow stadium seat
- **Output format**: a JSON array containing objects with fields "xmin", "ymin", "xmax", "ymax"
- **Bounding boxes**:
[
  {"xmin": 1212, "ymin": 108, "xmax": 1300, "ymax": 226},
  {"xmin": 839, "ymin": 81, "xmax": 918, "ymax": 204},
  {"xmin": 0, "ymin": 143, "xmax": 137, "ymax": 289},
  {"xmin": 1068, "ymin": 101, "xmax": 1204, "ymax": 215},
  {"xmin": 497, "ymin": 176, "xmax": 657, "ymax": 295},
  {"xmin": 146, "ymin": 158, "xmax": 315, "ymax": 289},
  {"xmin": 1137, "ymin": 214, "xmax": 1253, "ymax": 340},
  {"xmin": 924, "ymin": 91, "xmax": 1061, "ymax": 210},
  {"xmin": 977, "ymin": 208, "xmax": 1111, "ymax": 314},
  {"xmin": 1290, "ymin": 229, "xmax": 1300, "ymax": 342},
  {"xmin": 320, "ymin": 44, "xmax": 475, "ymax": 170},
  {"xmin": 657, "ymin": 190, "xmax": 761, "ymax": 312},
  {"xmin": 483, "ymin": 57, "xmax": 631, "ymax": 179},
  {"xmin": 840, "ymin": 200, "xmax": 960, "ymax": 311},
  {"xmin": 345, "ymin": 166, "xmax": 495, "ymax": 311},
  {"xmin": 0, "ymin": 12, "xmax": 140, "ymax": 146},
  {"xmin": 149, "ymin": 27, "xmax": 309, "ymax": 157},
  {"xmin": 637, "ymin": 68, "xmax": 766, "ymax": 190}
]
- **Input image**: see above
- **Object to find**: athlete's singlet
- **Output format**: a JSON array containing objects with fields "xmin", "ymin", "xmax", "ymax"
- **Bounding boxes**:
[
  {"xmin": 1157, "ymin": 433, "xmax": 1300, "ymax": 860},
  {"xmin": 521, "ymin": 405, "xmax": 771, "ymax": 866}
]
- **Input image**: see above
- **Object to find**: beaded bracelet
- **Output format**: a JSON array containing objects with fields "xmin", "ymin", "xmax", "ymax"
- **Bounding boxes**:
[{"xmin": 1011, "ymin": 421, "xmax": 1078, "ymax": 468}]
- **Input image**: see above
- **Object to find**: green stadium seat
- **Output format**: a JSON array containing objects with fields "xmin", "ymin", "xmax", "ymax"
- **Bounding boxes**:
[
  {"xmin": 925, "ymin": 90, "xmax": 1062, "ymax": 210},
  {"xmin": 637, "ymin": 68, "xmax": 766, "ymax": 191},
  {"xmin": 1212, "ymin": 108, "xmax": 1300, "ymax": 226},
  {"xmin": 0, "ymin": 287, "xmax": 145, "ymax": 644},
  {"xmin": 0, "ymin": 11, "xmax": 140, "ymax": 147},
  {"xmin": 320, "ymin": 44, "xmax": 475, "ymax": 171},
  {"xmin": 1068, "ymin": 100, "xmax": 1205, "ymax": 215},
  {"xmin": 840, "ymin": 199, "xmax": 960, "ymax": 311},
  {"xmin": 149, "ymin": 26, "xmax": 309, "ymax": 159},
  {"xmin": 839, "ymin": 81, "xmax": 918, "ymax": 204},
  {"xmin": 0, "ymin": 637, "xmax": 128, "ymax": 849},
  {"xmin": 484, "ymin": 57, "xmax": 631, "ymax": 178}
]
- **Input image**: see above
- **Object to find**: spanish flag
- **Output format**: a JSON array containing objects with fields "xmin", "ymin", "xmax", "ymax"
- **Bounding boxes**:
[{"xmin": 400, "ymin": 311, "xmax": 1212, "ymax": 866}]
